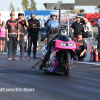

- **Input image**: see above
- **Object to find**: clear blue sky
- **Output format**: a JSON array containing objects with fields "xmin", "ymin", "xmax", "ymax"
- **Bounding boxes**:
[{"xmin": 0, "ymin": 0, "xmax": 98, "ymax": 13}]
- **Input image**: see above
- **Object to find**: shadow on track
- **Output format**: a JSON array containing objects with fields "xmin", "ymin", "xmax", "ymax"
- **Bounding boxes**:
[{"xmin": 0, "ymin": 69, "xmax": 69, "ymax": 76}]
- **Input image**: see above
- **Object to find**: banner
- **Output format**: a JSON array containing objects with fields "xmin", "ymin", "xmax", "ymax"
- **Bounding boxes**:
[
  {"xmin": 60, "ymin": 12, "xmax": 77, "ymax": 27},
  {"xmin": 85, "ymin": 13, "xmax": 100, "ymax": 27},
  {"xmin": 0, "ymin": 11, "xmax": 24, "ymax": 24},
  {"xmin": 25, "ymin": 10, "xmax": 58, "ymax": 27},
  {"xmin": 25, "ymin": 10, "xmax": 92, "ymax": 31}
]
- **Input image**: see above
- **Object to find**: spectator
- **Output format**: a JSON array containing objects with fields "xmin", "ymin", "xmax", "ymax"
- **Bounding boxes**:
[
  {"xmin": 0, "ymin": 21, "xmax": 6, "ymax": 54},
  {"xmin": 47, "ymin": 13, "xmax": 59, "ymax": 43},
  {"xmin": 6, "ymin": 11, "xmax": 20, "ymax": 61},
  {"xmin": 71, "ymin": 16, "xmax": 88, "ymax": 37},
  {"xmin": 16, "ymin": 13, "xmax": 28, "ymax": 59},
  {"xmin": 27, "ymin": 13, "xmax": 41, "ymax": 59},
  {"xmin": 21, "ymin": 13, "xmax": 25, "ymax": 20},
  {"xmin": 72, "ymin": 32, "xmax": 87, "ymax": 61},
  {"xmin": 97, "ymin": 18, "xmax": 100, "ymax": 51},
  {"xmin": 83, "ymin": 22, "xmax": 89, "ymax": 38}
]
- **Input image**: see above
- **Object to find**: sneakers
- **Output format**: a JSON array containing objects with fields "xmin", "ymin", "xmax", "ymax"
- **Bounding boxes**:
[
  {"xmin": 39, "ymin": 65, "xmax": 43, "ymax": 70},
  {"xmin": 27, "ymin": 56, "xmax": 30, "ymax": 59},
  {"xmin": 36, "ymin": 47, "xmax": 40, "ymax": 51},
  {"xmin": 13, "ymin": 57, "xmax": 18, "ymax": 60},
  {"xmin": 8, "ymin": 58, "xmax": 11, "ymax": 61},
  {"xmin": 78, "ymin": 58, "xmax": 83, "ymax": 62},
  {"xmin": 21, "ymin": 57, "xmax": 24, "ymax": 60},
  {"xmin": 27, "ymin": 55, "xmax": 37, "ymax": 59},
  {"xmin": 33, "ymin": 55, "xmax": 37, "ymax": 59},
  {"xmin": 1, "ymin": 51, "xmax": 3, "ymax": 54}
]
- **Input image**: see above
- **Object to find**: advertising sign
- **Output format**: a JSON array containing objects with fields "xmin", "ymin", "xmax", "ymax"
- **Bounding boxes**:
[
  {"xmin": 60, "ymin": 12, "xmax": 77, "ymax": 26},
  {"xmin": 25, "ymin": 10, "xmax": 58, "ymax": 27},
  {"xmin": 85, "ymin": 13, "xmax": 100, "ymax": 27}
]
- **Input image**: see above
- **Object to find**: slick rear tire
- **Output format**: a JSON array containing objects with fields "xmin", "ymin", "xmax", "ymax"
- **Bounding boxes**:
[{"xmin": 64, "ymin": 52, "xmax": 71, "ymax": 76}]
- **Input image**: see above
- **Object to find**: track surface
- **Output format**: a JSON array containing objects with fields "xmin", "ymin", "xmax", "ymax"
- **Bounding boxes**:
[{"xmin": 0, "ymin": 53, "xmax": 100, "ymax": 100}]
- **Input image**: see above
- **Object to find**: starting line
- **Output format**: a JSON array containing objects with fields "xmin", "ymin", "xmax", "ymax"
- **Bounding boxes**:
[{"xmin": 74, "ymin": 61, "xmax": 100, "ymax": 66}]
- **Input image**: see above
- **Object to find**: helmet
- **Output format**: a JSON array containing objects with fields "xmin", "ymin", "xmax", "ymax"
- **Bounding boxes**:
[
  {"xmin": 50, "ymin": 13, "xmax": 57, "ymax": 18},
  {"xmin": 61, "ymin": 25, "xmax": 66, "ymax": 28},
  {"xmin": 61, "ymin": 30, "xmax": 68, "ymax": 36},
  {"xmin": 58, "ymin": 29, "xmax": 68, "ymax": 36}
]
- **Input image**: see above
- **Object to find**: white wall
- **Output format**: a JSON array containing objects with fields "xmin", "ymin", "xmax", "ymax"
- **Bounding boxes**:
[
  {"xmin": 83, "ymin": 38, "xmax": 91, "ymax": 61},
  {"xmin": 0, "ymin": 11, "xmax": 24, "ymax": 24}
]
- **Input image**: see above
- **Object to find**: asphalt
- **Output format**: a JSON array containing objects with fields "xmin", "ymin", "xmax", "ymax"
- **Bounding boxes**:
[{"xmin": 0, "ymin": 52, "xmax": 100, "ymax": 100}]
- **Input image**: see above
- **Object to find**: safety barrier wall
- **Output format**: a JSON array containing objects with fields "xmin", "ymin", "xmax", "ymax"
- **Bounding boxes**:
[{"xmin": 83, "ymin": 38, "xmax": 91, "ymax": 61}]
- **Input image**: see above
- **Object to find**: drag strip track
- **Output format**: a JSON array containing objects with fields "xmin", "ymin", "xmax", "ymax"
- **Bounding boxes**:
[{"xmin": 0, "ymin": 54, "xmax": 100, "ymax": 100}]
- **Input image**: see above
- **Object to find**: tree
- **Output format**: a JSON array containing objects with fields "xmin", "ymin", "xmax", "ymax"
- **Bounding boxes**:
[
  {"xmin": 17, "ymin": 7, "xmax": 20, "ymax": 11},
  {"xmin": 22, "ymin": 0, "xmax": 29, "ymax": 11},
  {"xmin": 28, "ymin": 0, "xmax": 37, "ymax": 10},
  {"xmin": 71, "ymin": 8, "xmax": 85, "ymax": 14},
  {"xmin": 9, "ymin": 2, "xmax": 15, "ymax": 11},
  {"xmin": 95, "ymin": 6, "xmax": 100, "ymax": 13}
]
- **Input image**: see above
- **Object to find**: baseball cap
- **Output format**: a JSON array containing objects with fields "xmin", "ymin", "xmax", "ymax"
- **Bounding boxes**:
[
  {"xmin": 50, "ymin": 13, "xmax": 57, "ymax": 18},
  {"xmin": 18, "ymin": 13, "xmax": 22, "ymax": 16},
  {"xmin": 77, "ymin": 32, "xmax": 82, "ymax": 35},
  {"xmin": 31, "ymin": 13, "xmax": 35, "ymax": 18}
]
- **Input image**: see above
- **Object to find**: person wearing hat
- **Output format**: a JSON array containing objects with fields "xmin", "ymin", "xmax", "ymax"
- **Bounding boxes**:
[
  {"xmin": 27, "ymin": 13, "xmax": 41, "ymax": 59},
  {"xmin": 39, "ymin": 13, "xmax": 59, "ymax": 70},
  {"xmin": 71, "ymin": 15, "xmax": 88, "ymax": 37},
  {"xmin": 46, "ymin": 13, "xmax": 59, "ymax": 43},
  {"xmin": 72, "ymin": 31, "xmax": 87, "ymax": 61},
  {"xmin": 16, "ymin": 13, "xmax": 28, "ymax": 59}
]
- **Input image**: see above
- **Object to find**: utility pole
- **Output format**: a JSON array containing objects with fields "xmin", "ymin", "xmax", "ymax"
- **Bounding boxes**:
[
  {"xmin": 67, "ymin": 11, "xmax": 69, "ymax": 35},
  {"xmin": 44, "ymin": 1, "xmax": 74, "ymax": 30},
  {"xmin": 58, "ymin": 0, "xmax": 62, "ymax": 27}
]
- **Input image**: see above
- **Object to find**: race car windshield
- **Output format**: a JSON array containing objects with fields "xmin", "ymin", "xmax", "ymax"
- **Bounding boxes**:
[{"xmin": 56, "ymin": 35, "xmax": 70, "ymax": 42}]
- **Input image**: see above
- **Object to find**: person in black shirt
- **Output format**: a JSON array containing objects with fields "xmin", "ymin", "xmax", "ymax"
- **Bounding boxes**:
[
  {"xmin": 71, "ymin": 16, "xmax": 88, "ymax": 37},
  {"xmin": 6, "ymin": 11, "xmax": 20, "ymax": 61},
  {"xmin": 16, "ymin": 13, "xmax": 28, "ymax": 59},
  {"xmin": 72, "ymin": 32, "xmax": 87, "ymax": 61},
  {"xmin": 27, "ymin": 13, "xmax": 41, "ymax": 59}
]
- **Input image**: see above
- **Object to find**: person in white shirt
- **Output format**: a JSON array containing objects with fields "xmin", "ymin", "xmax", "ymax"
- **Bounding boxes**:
[{"xmin": 83, "ymin": 22, "xmax": 89, "ymax": 38}]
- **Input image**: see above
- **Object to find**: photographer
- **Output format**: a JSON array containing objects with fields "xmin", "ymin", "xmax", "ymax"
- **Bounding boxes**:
[
  {"xmin": 16, "ymin": 13, "xmax": 28, "ymax": 59},
  {"xmin": 27, "ymin": 13, "xmax": 41, "ymax": 59}
]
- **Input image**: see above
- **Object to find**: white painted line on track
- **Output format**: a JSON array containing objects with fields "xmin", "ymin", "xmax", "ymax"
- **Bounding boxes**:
[{"xmin": 74, "ymin": 61, "xmax": 100, "ymax": 65}]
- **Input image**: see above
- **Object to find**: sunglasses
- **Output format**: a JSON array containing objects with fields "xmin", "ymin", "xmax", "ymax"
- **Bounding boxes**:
[{"xmin": 11, "ymin": 14, "xmax": 15, "ymax": 15}]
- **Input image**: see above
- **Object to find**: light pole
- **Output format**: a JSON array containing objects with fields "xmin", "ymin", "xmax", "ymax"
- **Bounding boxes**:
[
  {"xmin": 44, "ymin": 2, "xmax": 74, "ymax": 30},
  {"xmin": 58, "ymin": 0, "xmax": 62, "ymax": 27},
  {"xmin": 67, "ymin": 11, "xmax": 70, "ymax": 35}
]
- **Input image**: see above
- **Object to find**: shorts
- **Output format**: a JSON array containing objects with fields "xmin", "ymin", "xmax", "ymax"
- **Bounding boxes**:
[{"xmin": 0, "ymin": 37, "xmax": 5, "ymax": 40}]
